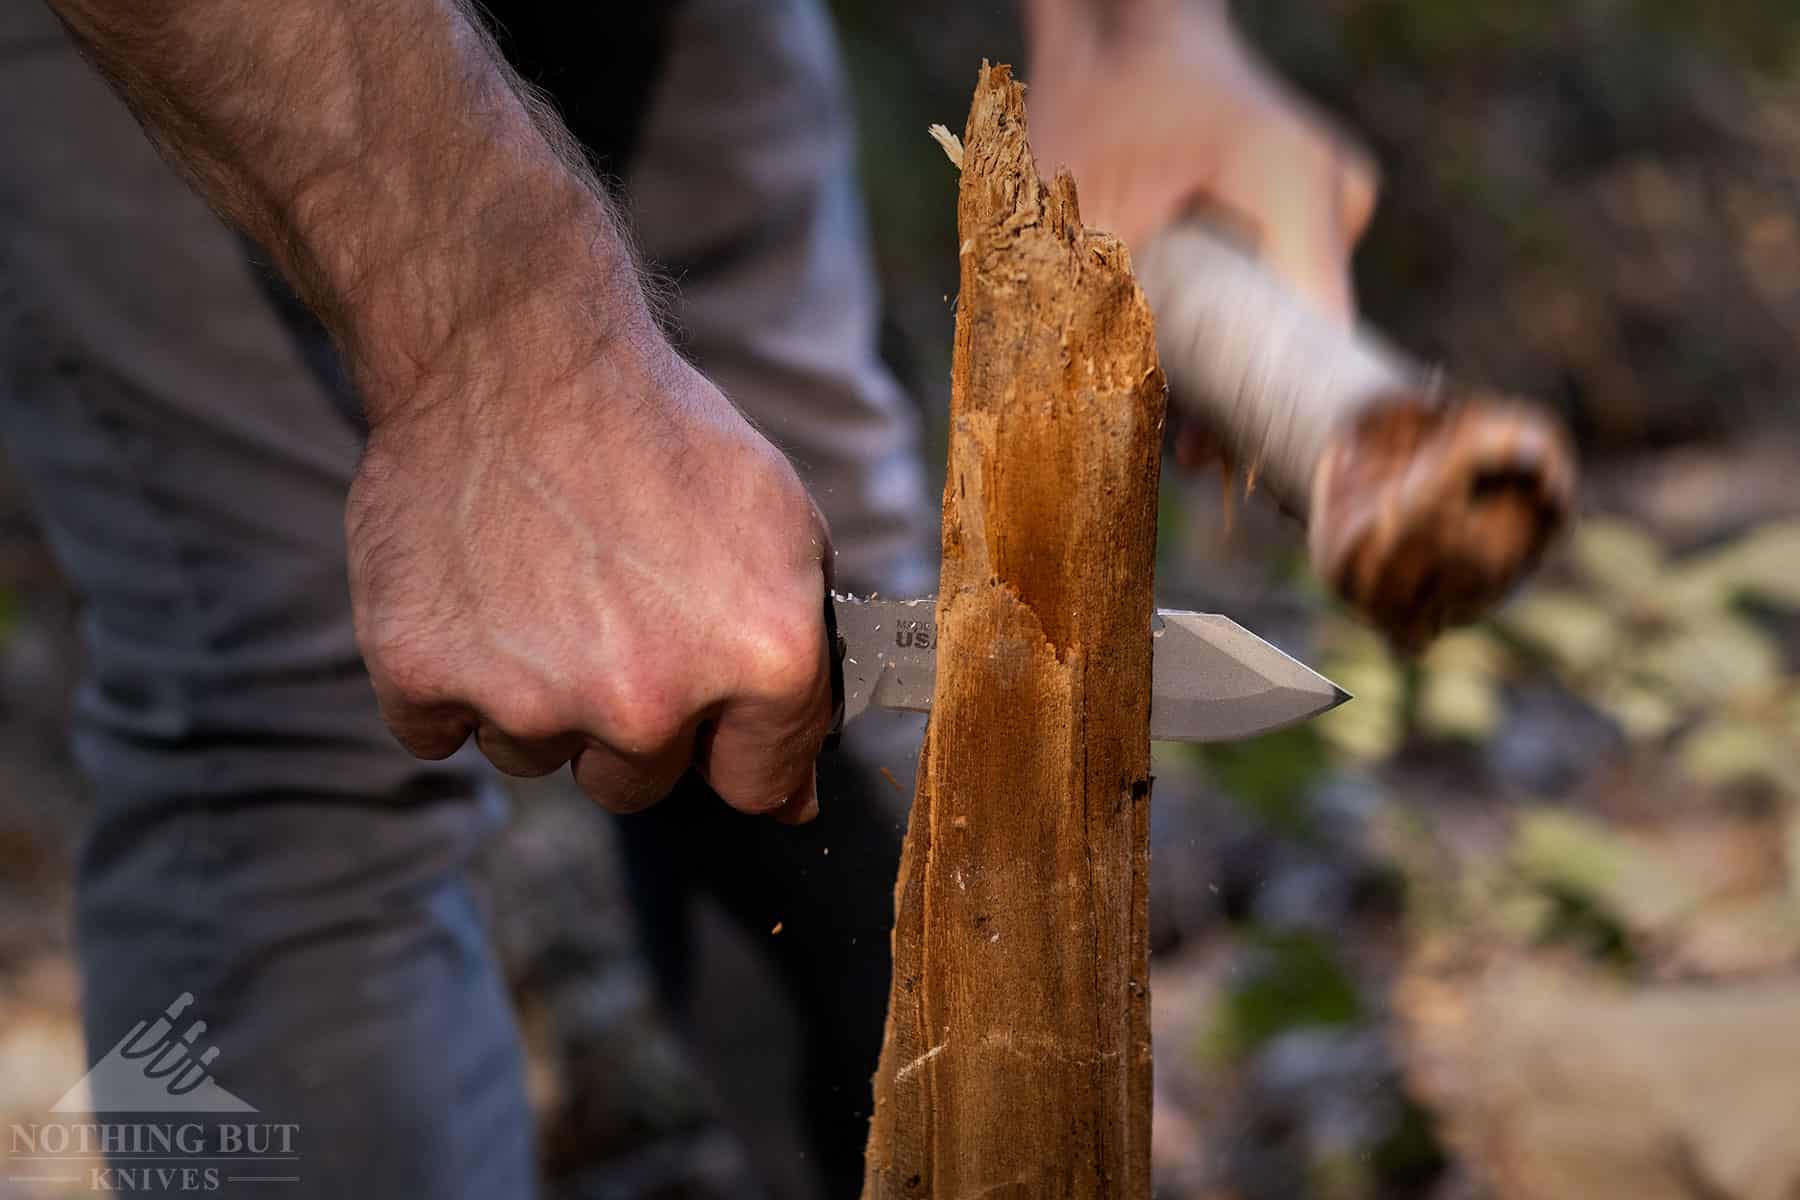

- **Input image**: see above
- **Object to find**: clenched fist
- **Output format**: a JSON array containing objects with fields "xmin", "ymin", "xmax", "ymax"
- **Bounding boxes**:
[{"xmin": 346, "ymin": 333, "xmax": 835, "ymax": 823}]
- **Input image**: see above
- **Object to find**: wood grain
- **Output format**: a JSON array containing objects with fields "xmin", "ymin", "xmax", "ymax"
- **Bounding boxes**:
[{"xmin": 861, "ymin": 62, "xmax": 1166, "ymax": 1199}]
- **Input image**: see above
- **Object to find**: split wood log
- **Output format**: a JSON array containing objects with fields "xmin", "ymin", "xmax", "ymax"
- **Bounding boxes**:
[{"xmin": 861, "ymin": 63, "xmax": 1164, "ymax": 1199}]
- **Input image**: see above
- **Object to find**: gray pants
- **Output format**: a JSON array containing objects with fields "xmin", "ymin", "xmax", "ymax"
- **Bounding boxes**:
[{"xmin": 0, "ymin": 1, "xmax": 927, "ymax": 1196}]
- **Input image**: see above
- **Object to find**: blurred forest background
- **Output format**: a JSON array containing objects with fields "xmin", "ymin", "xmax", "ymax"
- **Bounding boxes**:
[
  {"xmin": 833, "ymin": 2, "xmax": 1800, "ymax": 1195},
  {"xmin": 6, "ymin": 2, "xmax": 1800, "ymax": 1198}
]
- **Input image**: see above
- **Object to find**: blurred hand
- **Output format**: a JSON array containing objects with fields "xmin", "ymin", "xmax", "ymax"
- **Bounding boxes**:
[
  {"xmin": 1025, "ymin": 0, "xmax": 1379, "ymax": 321},
  {"xmin": 346, "ymin": 332, "xmax": 835, "ymax": 823}
]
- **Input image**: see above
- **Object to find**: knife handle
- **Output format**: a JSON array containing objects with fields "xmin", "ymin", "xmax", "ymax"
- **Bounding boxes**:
[
  {"xmin": 1136, "ymin": 218, "xmax": 1575, "ymax": 650},
  {"xmin": 823, "ymin": 590, "xmax": 846, "ymax": 748},
  {"xmin": 1135, "ymin": 218, "xmax": 1421, "ymax": 520}
]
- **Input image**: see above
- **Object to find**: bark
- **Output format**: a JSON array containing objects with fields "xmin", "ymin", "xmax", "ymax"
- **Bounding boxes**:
[{"xmin": 861, "ymin": 63, "xmax": 1165, "ymax": 1199}]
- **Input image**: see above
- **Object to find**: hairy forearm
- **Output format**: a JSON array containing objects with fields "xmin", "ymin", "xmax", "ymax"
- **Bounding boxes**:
[{"xmin": 43, "ymin": 0, "xmax": 653, "ymax": 418}]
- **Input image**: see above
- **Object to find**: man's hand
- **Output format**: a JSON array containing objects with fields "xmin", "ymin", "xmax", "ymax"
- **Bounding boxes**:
[
  {"xmin": 1029, "ymin": 2, "xmax": 1577, "ymax": 653},
  {"xmin": 349, "ymin": 333, "xmax": 835, "ymax": 821},
  {"xmin": 1023, "ymin": 0, "xmax": 1378, "ymax": 320},
  {"xmin": 45, "ymin": 0, "xmax": 836, "ymax": 818}
]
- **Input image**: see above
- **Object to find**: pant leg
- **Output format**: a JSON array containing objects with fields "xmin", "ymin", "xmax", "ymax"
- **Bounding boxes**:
[
  {"xmin": 624, "ymin": 0, "xmax": 934, "ymax": 603},
  {"xmin": 618, "ymin": 2, "xmax": 931, "ymax": 1194},
  {"xmin": 0, "ymin": 12, "xmax": 534, "ymax": 1198},
  {"xmin": 615, "ymin": 756, "xmax": 907, "ymax": 1199}
]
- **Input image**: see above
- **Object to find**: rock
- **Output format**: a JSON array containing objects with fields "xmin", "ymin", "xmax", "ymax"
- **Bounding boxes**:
[
  {"xmin": 1484, "ymin": 684, "xmax": 1625, "ymax": 796},
  {"xmin": 1251, "ymin": 853, "xmax": 1361, "ymax": 934},
  {"xmin": 1250, "ymin": 1028, "xmax": 1403, "ymax": 1156}
]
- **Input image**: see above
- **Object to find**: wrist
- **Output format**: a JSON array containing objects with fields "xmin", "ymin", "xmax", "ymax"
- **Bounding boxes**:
[
  {"xmin": 335, "ymin": 172, "xmax": 662, "ymax": 429},
  {"xmin": 229, "ymin": 3, "xmax": 660, "ymax": 423}
]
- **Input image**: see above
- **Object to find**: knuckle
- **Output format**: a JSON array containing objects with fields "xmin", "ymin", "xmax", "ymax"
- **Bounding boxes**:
[
  {"xmin": 754, "ymin": 457, "xmax": 829, "ymax": 545},
  {"xmin": 481, "ymin": 690, "xmax": 567, "ymax": 743},
  {"xmin": 595, "ymin": 677, "xmax": 688, "ymax": 753},
  {"xmin": 744, "ymin": 610, "xmax": 825, "ymax": 702},
  {"xmin": 364, "ymin": 628, "xmax": 453, "ymax": 708}
]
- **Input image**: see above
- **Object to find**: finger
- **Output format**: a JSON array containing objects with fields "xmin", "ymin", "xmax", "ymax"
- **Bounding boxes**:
[
  {"xmin": 809, "ymin": 495, "xmax": 838, "ymax": 594},
  {"xmin": 475, "ymin": 724, "xmax": 583, "ymax": 778},
  {"xmin": 768, "ymin": 767, "xmax": 820, "ymax": 826},
  {"xmin": 371, "ymin": 683, "xmax": 476, "ymax": 761},
  {"xmin": 696, "ymin": 625, "xmax": 834, "ymax": 819},
  {"xmin": 570, "ymin": 733, "xmax": 695, "ymax": 815},
  {"xmin": 701, "ymin": 704, "xmax": 828, "ymax": 820}
]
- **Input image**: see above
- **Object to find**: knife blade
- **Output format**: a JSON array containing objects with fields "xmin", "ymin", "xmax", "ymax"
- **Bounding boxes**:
[{"xmin": 827, "ymin": 593, "xmax": 1349, "ymax": 743}]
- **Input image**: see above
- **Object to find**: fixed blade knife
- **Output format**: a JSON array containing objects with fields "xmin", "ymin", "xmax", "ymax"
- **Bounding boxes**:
[{"xmin": 827, "ymin": 593, "xmax": 1348, "ymax": 743}]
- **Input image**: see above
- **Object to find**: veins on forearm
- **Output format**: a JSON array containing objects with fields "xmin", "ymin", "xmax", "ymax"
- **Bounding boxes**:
[{"xmin": 42, "ymin": 0, "xmax": 643, "ymax": 407}]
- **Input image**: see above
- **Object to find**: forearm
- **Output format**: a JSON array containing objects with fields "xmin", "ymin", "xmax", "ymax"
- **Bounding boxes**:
[{"xmin": 43, "ymin": 0, "xmax": 654, "ymax": 418}]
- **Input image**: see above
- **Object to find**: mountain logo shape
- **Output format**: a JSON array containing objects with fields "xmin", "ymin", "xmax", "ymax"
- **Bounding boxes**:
[{"xmin": 53, "ymin": 993, "xmax": 256, "ymax": 1113}]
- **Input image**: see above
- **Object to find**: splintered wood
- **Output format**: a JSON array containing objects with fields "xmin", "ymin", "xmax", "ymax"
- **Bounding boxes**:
[{"xmin": 862, "ymin": 64, "xmax": 1166, "ymax": 1199}]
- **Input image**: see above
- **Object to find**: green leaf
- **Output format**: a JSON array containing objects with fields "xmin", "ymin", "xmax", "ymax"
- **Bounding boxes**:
[
  {"xmin": 1664, "ymin": 558, "xmax": 1743, "ymax": 619},
  {"xmin": 1422, "ymin": 628, "xmax": 1511, "ymax": 675},
  {"xmin": 1200, "ymin": 724, "xmax": 1333, "ymax": 834},
  {"xmin": 1596, "ymin": 681, "xmax": 1682, "ymax": 741},
  {"xmin": 1317, "ymin": 656, "xmax": 1407, "ymax": 761},
  {"xmin": 1418, "ymin": 669, "xmax": 1503, "ymax": 741},
  {"xmin": 1214, "ymin": 930, "xmax": 1362, "ymax": 1055},
  {"xmin": 1680, "ymin": 717, "xmax": 1793, "ymax": 791},
  {"xmin": 1636, "ymin": 615, "xmax": 1783, "ymax": 704},
  {"xmin": 1513, "ymin": 808, "xmax": 1702, "ymax": 939},
  {"xmin": 1676, "ymin": 521, "xmax": 1800, "ymax": 612},
  {"xmin": 1490, "ymin": 886, "xmax": 1559, "ymax": 942},
  {"xmin": 1571, "ymin": 518, "xmax": 1665, "ymax": 599},
  {"xmin": 1498, "ymin": 589, "xmax": 1621, "ymax": 675}
]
